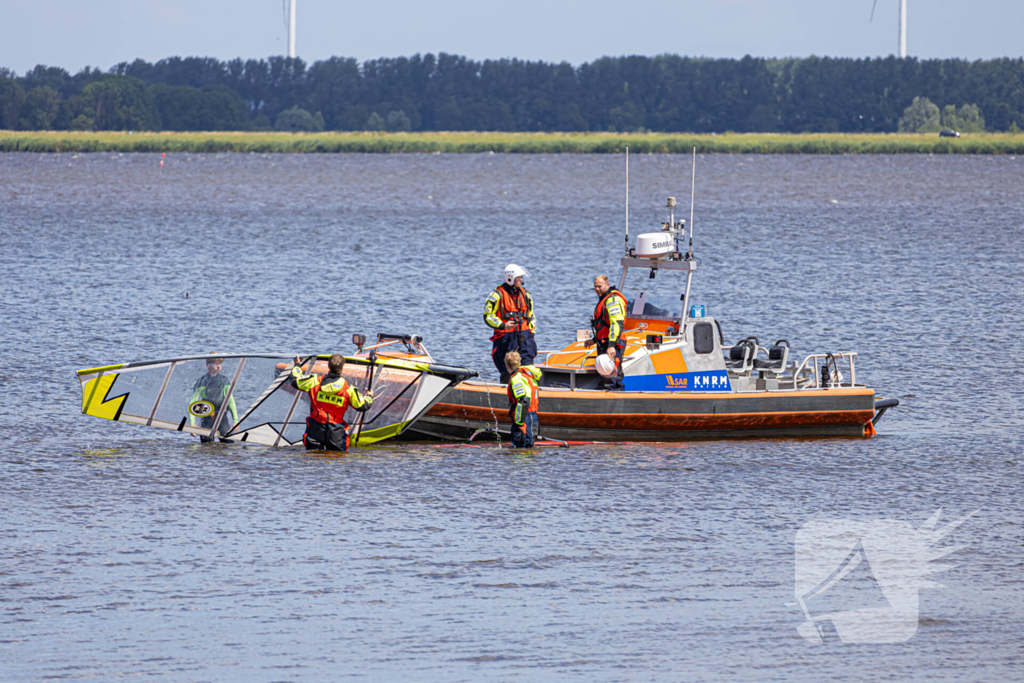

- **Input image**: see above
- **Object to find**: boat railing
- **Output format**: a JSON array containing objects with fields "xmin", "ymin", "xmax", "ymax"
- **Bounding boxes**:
[
  {"xmin": 538, "ymin": 331, "xmax": 686, "ymax": 371},
  {"xmin": 357, "ymin": 336, "xmax": 434, "ymax": 363},
  {"xmin": 790, "ymin": 352, "xmax": 858, "ymax": 389},
  {"xmin": 536, "ymin": 349, "xmax": 595, "ymax": 371}
]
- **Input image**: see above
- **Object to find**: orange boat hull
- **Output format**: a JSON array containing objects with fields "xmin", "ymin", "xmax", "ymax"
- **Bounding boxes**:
[{"xmin": 415, "ymin": 382, "xmax": 876, "ymax": 441}]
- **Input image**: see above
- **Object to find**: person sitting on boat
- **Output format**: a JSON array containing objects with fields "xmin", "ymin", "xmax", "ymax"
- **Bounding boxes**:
[
  {"xmin": 505, "ymin": 351, "xmax": 541, "ymax": 448},
  {"xmin": 189, "ymin": 355, "xmax": 238, "ymax": 443},
  {"xmin": 484, "ymin": 263, "xmax": 537, "ymax": 384},
  {"xmin": 586, "ymin": 275, "xmax": 628, "ymax": 390},
  {"xmin": 290, "ymin": 354, "xmax": 374, "ymax": 451}
]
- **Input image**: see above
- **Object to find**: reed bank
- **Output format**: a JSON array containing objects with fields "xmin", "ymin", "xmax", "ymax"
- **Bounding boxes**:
[{"xmin": 3, "ymin": 131, "xmax": 1024, "ymax": 154}]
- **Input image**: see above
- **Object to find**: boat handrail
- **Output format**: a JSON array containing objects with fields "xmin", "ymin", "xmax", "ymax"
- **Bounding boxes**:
[
  {"xmin": 535, "ymin": 350, "xmax": 581, "ymax": 366},
  {"xmin": 357, "ymin": 337, "xmax": 433, "ymax": 362},
  {"xmin": 540, "ymin": 330, "xmax": 687, "ymax": 371},
  {"xmin": 535, "ymin": 350, "xmax": 594, "ymax": 371},
  {"xmin": 791, "ymin": 352, "xmax": 858, "ymax": 389}
]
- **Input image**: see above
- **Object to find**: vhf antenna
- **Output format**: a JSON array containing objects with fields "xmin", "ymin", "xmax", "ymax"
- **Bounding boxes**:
[
  {"xmin": 687, "ymin": 146, "xmax": 696, "ymax": 260},
  {"xmin": 624, "ymin": 146, "xmax": 629, "ymax": 256},
  {"xmin": 679, "ymin": 147, "xmax": 697, "ymax": 330}
]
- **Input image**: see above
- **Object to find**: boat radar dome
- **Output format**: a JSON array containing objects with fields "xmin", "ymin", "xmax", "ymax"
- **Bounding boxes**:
[{"xmin": 634, "ymin": 233, "xmax": 675, "ymax": 259}]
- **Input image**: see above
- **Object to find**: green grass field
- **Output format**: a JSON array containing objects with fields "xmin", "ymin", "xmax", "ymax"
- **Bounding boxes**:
[{"xmin": 3, "ymin": 130, "xmax": 1024, "ymax": 154}]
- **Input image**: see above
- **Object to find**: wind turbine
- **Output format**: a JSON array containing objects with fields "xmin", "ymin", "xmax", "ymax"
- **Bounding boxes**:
[
  {"xmin": 287, "ymin": 0, "xmax": 297, "ymax": 59},
  {"xmin": 871, "ymin": 0, "xmax": 907, "ymax": 58}
]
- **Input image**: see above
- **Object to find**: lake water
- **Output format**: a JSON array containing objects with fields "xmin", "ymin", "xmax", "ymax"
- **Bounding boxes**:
[{"xmin": 1, "ymin": 152, "xmax": 1021, "ymax": 680}]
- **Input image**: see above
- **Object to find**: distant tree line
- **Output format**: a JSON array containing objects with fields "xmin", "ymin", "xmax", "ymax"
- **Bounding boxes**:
[{"xmin": 2, "ymin": 54, "xmax": 1023, "ymax": 133}]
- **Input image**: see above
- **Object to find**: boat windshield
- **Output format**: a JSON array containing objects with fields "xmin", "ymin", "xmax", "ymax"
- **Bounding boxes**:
[{"xmin": 623, "ymin": 276, "xmax": 682, "ymax": 321}]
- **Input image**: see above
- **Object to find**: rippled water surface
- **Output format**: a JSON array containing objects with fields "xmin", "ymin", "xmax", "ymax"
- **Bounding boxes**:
[{"xmin": 1, "ymin": 153, "xmax": 1022, "ymax": 680}]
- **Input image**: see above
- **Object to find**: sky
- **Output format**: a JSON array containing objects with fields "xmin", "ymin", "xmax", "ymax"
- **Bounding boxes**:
[{"xmin": 4, "ymin": 0, "xmax": 1023, "ymax": 75}]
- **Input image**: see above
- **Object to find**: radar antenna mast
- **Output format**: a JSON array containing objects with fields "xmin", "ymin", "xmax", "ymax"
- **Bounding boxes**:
[
  {"xmin": 624, "ymin": 146, "xmax": 630, "ymax": 256},
  {"xmin": 619, "ymin": 148, "xmax": 630, "ymax": 290},
  {"xmin": 680, "ymin": 147, "xmax": 697, "ymax": 329}
]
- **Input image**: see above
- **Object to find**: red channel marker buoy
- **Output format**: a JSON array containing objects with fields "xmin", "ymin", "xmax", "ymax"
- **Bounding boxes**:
[{"xmin": 160, "ymin": 152, "xmax": 165, "ymax": 167}]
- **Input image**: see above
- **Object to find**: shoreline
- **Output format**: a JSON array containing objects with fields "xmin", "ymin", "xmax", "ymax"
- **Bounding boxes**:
[{"xmin": 2, "ymin": 130, "xmax": 1024, "ymax": 154}]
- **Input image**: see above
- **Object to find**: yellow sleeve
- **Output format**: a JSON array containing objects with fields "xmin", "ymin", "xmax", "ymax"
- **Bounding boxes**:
[
  {"xmin": 347, "ymin": 385, "xmax": 373, "ymax": 411},
  {"xmin": 510, "ymin": 375, "xmax": 530, "ymax": 424},
  {"xmin": 483, "ymin": 291, "xmax": 503, "ymax": 329},
  {"xmin": 291, "ymin": 365, "xmax": 317, "ymax": 392},
  {"xmin": 510, "ymin": 375, "xmax": 531, "ymax": 401},
  {"xmin": 606, "ymin": 296, "xmax": 626, "ymax": 343},
  {"xmin": 526, "ymin": 291, "xmax": 537, "ymax": 333}
]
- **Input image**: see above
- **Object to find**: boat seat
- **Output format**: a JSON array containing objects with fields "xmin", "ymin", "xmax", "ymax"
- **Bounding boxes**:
[
  {"xmin": 724, "ymin": 339, "xmax": 755, "ymax": 374},
  {"xmin": 753, "ymin": 340, "xmax": 790, "ymax": 373}
]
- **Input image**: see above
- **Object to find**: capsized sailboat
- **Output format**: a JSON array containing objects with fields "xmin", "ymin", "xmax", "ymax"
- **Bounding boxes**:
[
  {"xmin": 78, "ymin": 341, "xmax": 476, "ymax": 447},
  {"xmin": 408, "ymin": 155, "xmax": 898, "ymax": 442}
]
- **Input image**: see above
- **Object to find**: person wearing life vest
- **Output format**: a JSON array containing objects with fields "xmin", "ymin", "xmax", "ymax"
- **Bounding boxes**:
[
  {"xmin": 484, "ymin": 263, "xmax": 537, "ymax": 384},
  {"xmin": 586, "ymin": 274, "xmax": 628, "ymax": 390},
  {"xmin": 505, "ymin": 350, "xmax": 541, "ymax": 448},
  {"xmin": 290, "ymin": 354, "xmax": 374, "ymax": 451},
  {"xmin": 189, "ymin": 356, "xmax": 239, "ymax": 443}
]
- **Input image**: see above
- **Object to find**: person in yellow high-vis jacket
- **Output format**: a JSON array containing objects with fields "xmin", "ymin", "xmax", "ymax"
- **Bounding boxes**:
[
  {"xmin": 585, "ymin": 275, "xmax": 627, "ymax": 390},
  {"xmin": 484, "ymin": 263, "xmax": 537, "ymax": 384},
  {"xmin": 290, "ymin": 354, "xmax": 374, "ymax": 451},
  {"xmin": 505, "ymin": 351, "xmax": 541, "ymax": 448}
]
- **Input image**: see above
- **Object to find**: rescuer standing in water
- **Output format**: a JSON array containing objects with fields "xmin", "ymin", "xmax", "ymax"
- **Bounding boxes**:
[
  {"xmin": 586, "ymin": 274, "xmax": 628, "ymax": 390},
  {"xmin": 290, "ymin": 354, "xmax": 374, "ymax": 451},
  {"xmin": 484, "ymin": 264, "xmax": 537, "ymax": 384},
  {"xmin": 505, "ymin": 351, "xmax": 541, "ymax": 448}
]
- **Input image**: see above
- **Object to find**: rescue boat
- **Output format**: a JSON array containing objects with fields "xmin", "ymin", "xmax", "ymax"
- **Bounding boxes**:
[{"xmin": 407, "ymin": 185, "xmax": 898, "ymax": 442}]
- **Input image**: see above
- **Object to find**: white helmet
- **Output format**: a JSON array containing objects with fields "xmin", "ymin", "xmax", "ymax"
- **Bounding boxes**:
[
  {"xmin": 595, "ymin": 354, "xmax": 617, "ymax": 377},
  {"xmin": 503, "ymin": 264, "xmax": 531, "ymax": 286}
]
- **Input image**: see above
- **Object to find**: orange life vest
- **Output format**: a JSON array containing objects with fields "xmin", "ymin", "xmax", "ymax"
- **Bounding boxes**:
[
  {"xmin": 492, "ymin": 284, "xmax": 531, "ymax": 338},
  {"xmin": 505, "ymin": 368, "xmax": 540, "ymax": 411},
  {"xmin": 592, "ymin": 288, "xmax": 628, "ymax": 342},
  {"xmin": 302, "ymin": 376, "xmax": 352, "ymax": 426}
]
